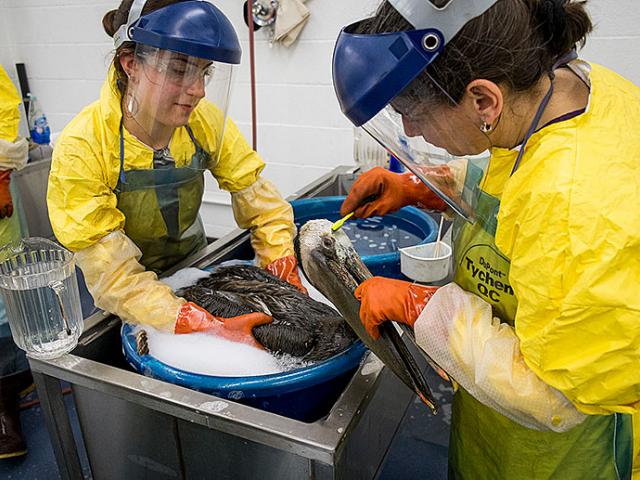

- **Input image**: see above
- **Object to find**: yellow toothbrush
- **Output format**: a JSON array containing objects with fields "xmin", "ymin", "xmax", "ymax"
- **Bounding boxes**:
[
  {"xmin": 331, "ymin": 194, "xmax": 379, "ymax": 232},
  {"xmin": 331, "ymin": 212, "xmax": 354, "ymax": 231}
]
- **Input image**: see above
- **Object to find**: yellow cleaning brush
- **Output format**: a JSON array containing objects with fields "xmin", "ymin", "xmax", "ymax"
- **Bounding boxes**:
[
  {"xmin": 331, "ymin": 212, "xmax": 354, "ymax": 231},
  {"xmin": 331, "ymin": 194, "xmax": 379, "ymax": 232}
]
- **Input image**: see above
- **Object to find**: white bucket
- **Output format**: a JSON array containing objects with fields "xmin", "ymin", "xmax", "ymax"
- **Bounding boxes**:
[{"xmin": 400, "ymin": 242, "xmax": 452, "ymax": 283}]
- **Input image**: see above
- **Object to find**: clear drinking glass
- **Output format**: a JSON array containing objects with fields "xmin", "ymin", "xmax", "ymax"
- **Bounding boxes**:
[{"xmin": 0, "ymin": 238, "xmax": 83, "ymax": 359}]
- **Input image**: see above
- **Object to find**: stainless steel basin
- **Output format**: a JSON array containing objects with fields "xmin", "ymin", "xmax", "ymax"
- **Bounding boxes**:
[{"xmin": 29, "ymin": 166, "xmax": 426, "ymax": 480}]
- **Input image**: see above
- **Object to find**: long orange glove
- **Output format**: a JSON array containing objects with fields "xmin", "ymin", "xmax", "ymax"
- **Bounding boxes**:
[
  {"xmin": 340, "ymin": 167, "xmax": 447, "ymax": 218},
  {"xmin": 174, "ymin": 302, "xmax": 273, "ymax": 350},
  {"xmin": 265, "ymin": 255, "xmax": 308, "ymax": 295},
  {"xmin": 0, "ymin": 170, "xmax": 13, "ymax": 219},
  {"xmin": 355, "ymin": 277, "xmax": 439, "ymax": 340}
]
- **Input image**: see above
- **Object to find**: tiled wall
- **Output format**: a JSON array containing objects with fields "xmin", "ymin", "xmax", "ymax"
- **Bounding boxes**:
[{"xmin": 1, "ymin": 0, "xmax": 638, "ymax": 237}]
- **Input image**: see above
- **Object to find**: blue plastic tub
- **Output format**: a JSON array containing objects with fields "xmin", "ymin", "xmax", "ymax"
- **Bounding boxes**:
[
  {"xmin": 121, "ymin": 323, "xmax": 367, "ymax": 422},
  {"xmin": 120, "ymin": 196, "xmax": 435, "ymax": 422},
  {"xmin": 292, "ymin": 196, "xmax": 438, "ymax": 279}
]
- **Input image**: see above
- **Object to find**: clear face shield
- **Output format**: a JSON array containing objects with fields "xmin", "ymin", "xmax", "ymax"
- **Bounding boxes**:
[
  {"xmin": 332, "ymin": 0, "xmax": 498, "ymax": 221},
  {"xmin": 362, "ymin": 75, "xmax": 492, "ymax": 221},
  {"xmin": 124, "ymin": 44, "xmax": 235, "ymax": 164}
]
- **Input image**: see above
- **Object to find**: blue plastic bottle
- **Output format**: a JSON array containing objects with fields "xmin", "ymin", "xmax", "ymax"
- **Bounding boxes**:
[{"xmin": 27, "ymin": 94, "xmax": 51, "ymax": 145}]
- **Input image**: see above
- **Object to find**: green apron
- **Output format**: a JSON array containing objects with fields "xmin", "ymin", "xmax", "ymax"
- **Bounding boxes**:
[
  {"xmin": 115, "ymin": 123, "xmax": 208, "ymax": 273},
  {"xmin": 448, "ymin": 55, "xmax": 633, "ymax": 479}
]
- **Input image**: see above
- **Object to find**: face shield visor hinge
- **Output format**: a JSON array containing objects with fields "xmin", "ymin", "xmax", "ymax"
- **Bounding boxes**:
[
  {"xmin": 421, "ymin": 32, "xmax": 441, "ymax": 53},
  {"xmin": 113, "ymin": 0, "xmax": 148, "ymax": 48}
]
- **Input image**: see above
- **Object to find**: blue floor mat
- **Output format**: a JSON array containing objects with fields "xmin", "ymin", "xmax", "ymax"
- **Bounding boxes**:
[{"xmin": 376, "ymin": 368, "xmax": 454, "ymax": 480}]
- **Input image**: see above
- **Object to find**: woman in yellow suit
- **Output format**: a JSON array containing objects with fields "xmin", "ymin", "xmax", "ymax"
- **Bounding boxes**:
[
  {"xmin": 48, "ymin": 0, "xmax": 305, "ymax": 341},
  {"xmin": 333, "ymin": 0, "xmax": 639, "ymax": 478}
]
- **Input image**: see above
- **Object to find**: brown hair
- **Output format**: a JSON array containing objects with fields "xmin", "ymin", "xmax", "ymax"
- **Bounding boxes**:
[
  {"xmin": 103, "ymin": 0, "xmax": 188, "ymax": 96},
  {"xmin": 356, "ymin": 0, "xmax": 593, "ymax": 106}
]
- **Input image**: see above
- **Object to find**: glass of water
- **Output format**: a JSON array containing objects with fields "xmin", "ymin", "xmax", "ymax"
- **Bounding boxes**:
[{"xmin": 0, "ymin": 238, "xmax": 83, "ymax": 359}]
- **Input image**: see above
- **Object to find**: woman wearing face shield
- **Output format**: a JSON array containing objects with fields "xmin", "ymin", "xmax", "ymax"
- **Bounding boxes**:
[
  {"xmin": 334, "ymin": 0, "xmax": 640, "ymax": 478},
  {"xmin": 47, "ymin": 0, "xmax": 306, "ymax": 345}
]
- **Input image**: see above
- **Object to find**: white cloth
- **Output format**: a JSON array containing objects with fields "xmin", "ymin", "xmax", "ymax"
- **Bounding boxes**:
[
  {"xmin": 0, "ymin": 137, "xmax": 28, "ymax": 170},
  {"xmin": 413, "ymin": 282, "xmax": 587, "ymax": 432},
  {"xmin": 273, "ymin": 0, "xmax": 310, "ymax": 47}
]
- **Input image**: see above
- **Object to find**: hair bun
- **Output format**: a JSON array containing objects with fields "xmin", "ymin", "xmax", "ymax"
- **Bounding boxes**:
[
  {"xmin": 102, "ymin": 9, "xmax": 118, "ymax": 37},
  {"xmin": 538, "ymin": 0, "xmax": 568, "ymax": 55},
  {"xmin": 532, "ymin": 0, "xmax": 592, "ymax": 60}
]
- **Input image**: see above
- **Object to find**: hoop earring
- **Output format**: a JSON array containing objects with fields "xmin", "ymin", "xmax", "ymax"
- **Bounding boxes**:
[{"xmin": 125, "ymin": 92, "xmax": 138, "ymax": 117}]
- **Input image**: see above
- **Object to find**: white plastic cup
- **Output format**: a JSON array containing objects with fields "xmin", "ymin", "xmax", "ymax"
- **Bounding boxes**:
[{"xmin": 400, "ymin": 241, "xmax": 452, "ymax": 283}]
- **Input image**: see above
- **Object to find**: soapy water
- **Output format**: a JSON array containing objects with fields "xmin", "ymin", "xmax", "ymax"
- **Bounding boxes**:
[
  {"xmin": 340, "ymin": 218, "xmax": 422, "ymax": 255},
  {"xmin": 133, "ymin": 264, "xmax": 326, "ymax": 377},
  {"xmin": 136, "ymin": 325, "xmax": 310, "ymax": 377}
]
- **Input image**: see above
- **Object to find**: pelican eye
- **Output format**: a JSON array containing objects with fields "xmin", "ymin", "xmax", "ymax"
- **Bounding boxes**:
[{"xmin": 322, "ymin": 236, "xmax": 334, "ymax": 249}]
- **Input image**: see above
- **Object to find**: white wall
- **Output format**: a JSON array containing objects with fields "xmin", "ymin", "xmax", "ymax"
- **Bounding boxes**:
[{"xmin": 1, "ymin": 0, "xmax": 639, "ymax": 237}]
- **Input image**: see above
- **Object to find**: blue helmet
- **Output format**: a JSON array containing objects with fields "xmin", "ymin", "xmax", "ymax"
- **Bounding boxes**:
[
  {"xmin": 332, "ymin": 0, "xmax": 497, "ymax": 126},
  {"xmin": 114, "ymin": 0, "xmax": 241, "ymax": 64}
]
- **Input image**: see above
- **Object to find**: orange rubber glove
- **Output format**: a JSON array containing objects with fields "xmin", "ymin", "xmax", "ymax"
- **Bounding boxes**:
[
  {"xmin": 341, "ymin": 166, "xmax": 447, "ymax": 218},
  {"xmin": 0, "ymin": 170, "xmax": 13, "ymax": 219},
  {"xmin": 355, "ymin": 277, "xmax": 439, "ymax": 340},
  {"xmin": 174, "ymin": 302, "xmax": 273, "ymax": 350},
  {"xmin": 265, "ymin": 255, "xmax": 308, "ymax": 295}
]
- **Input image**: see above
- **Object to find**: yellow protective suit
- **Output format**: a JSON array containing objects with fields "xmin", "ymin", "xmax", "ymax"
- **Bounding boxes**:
[
  {"xmin": 0, "ymin": 66, "xmax": 21, "ymax": 142},
  {"xmin": 414, "ymin": 62, "xmax": 640, "ymax": 476},
  {"xmin": 48, "ymin": 69, "xmax": 295, "ymax": 330},
  {"xmin": 0, "ymin": 65, "xmax": 27, "ymax": 245}
]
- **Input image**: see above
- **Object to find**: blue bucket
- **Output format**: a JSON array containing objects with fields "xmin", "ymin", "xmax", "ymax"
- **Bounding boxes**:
[
  {"xmin": 121, "ymin": 323, "xmax": 367, "ymax": 422},
  {"xmin": 292, "ymin": 196, "xmax": 438, "ymax": 279},
  {"xmin": 121, "ymin": 196, "xmax": 434, "ymax": 422}
]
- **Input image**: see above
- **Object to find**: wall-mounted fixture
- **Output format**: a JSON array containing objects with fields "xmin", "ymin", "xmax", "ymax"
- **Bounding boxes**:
[{"xmin": 243, "ymin": 0, "xmax": 279, "ymax": 32}]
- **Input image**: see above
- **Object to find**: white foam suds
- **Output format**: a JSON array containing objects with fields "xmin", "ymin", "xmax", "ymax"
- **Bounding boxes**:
[
  {"xmin": 161, "ymin": 268, "xmax": 211, "ymax": 291},
  {"xmin": 139, "ymin": 326, "xmax": 287, "ymax": 377}
]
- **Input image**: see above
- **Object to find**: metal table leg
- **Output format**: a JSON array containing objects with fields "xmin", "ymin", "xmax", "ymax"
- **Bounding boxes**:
[{"xmin": 32, "ymin": 371, "xmax": 84, "ymax": 480}]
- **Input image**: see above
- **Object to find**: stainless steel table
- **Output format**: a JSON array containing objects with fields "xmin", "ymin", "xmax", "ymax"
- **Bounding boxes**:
[{"xmin": 29, "ymin": 166, "xmax": 432, "ymax": 480}]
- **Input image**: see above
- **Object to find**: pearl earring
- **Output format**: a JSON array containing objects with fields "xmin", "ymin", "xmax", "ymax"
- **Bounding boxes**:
[{"xmin": 480, "ymin": 121, "xmax": 493, "ymax": 133}]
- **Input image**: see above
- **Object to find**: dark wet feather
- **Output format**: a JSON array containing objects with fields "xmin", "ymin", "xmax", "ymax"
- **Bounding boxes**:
[{"xmin": 177, "ymin": 265, "xmax": 357, "ymax": 361}]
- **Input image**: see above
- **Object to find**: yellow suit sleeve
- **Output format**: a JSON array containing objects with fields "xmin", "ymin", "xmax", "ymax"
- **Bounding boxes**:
[
  {"xmin": 75, "ymin": 230, "xmax": 185, "ymax": 330},
  {"xmin": 209, "ymin": 115, "xmax": 296, "ymax": 266},
  {"xmin": 211, "ymin": 117, "xmax": 265, "ymax": 192},
  {"xmin": 232, "ymin": 177, "xmax": 295, "ymax": 267},
  {"xmin": 500, "ymin": 187, "xmax": 640, "ymax": 475},
  {"xmin": 503, "ymin": 198, "xmax": 640, "ymax": 417},
  {"xmin": 414, "ymin": 283, "xmax": 587, "ymax": 432}
]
